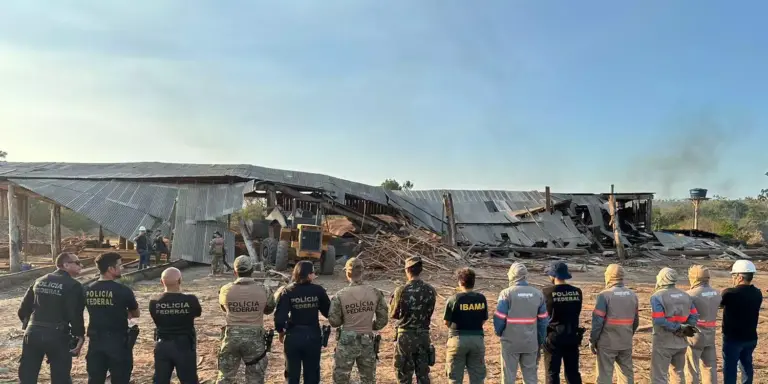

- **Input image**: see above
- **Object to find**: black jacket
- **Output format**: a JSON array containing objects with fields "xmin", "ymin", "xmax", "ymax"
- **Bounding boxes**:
[{"xmin": 18, "ymin": 269, "xmax": 86, "ymax": 337}]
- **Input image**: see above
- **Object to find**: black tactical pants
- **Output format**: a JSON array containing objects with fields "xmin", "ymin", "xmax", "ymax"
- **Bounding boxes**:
[
  {"xmin": 19, "ymin": 326, "xmax": 73, "ymax": 384},
  {"xmin": 154, "ymin": 337, "xmax": 198, "ymax": 384},
  {"xmin": 543, "ymin": 343, "xmax": 582, "ymax": 384},
  {"xmin": 284, "ymin": 326, "xmax": 322, "ymax": 384},
  {"xmin": 86, "ymin": 333, "xmax": 133, "ymax": 384}
]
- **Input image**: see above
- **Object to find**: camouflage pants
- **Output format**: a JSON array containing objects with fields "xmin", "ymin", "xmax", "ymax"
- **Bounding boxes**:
[
  {"xmin": 394, "ymin": 331, "xmax": 431, "ymax": 384},
  {"xmin": 211, "ymin": 253, "xmax": 224, "ymax": 275},
  {"xmin": 217, "ymin": 326, "xmax": 267, "ymax": 384},
  {"xmin": 332, "ymin": 331, "xmax": 376, "ymax": 384}
]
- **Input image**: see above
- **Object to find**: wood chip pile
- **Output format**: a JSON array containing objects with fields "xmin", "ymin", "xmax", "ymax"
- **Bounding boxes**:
[{"xmin": 353, "ymin": 228, "xmax": 468, "ymax": 272}]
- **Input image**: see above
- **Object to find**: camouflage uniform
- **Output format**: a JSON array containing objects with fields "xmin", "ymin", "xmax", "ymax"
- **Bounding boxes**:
[
  {"xmin": 390, "ymin": 256, "xmax": 437, "ymax": 384},
  {"xmin": 328, "ymin": 258, "xmax": 389, "ymax": 384},
  {"xmin": 217, "ymin": 256, "xmax": 276, "ymax": 384},
  {"xmin": 210, "ymin": 236, "xmax": 225, "ymax": 275}
]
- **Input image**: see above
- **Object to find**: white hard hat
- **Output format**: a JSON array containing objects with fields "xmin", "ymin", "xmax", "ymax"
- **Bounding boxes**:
[
  {"xmin": 139, "ymin": 226, "xmax": 146, "ymax": 231},
  {"xmin": 731, "ymin": 260, "xmax": 757, "ymax": 274}
]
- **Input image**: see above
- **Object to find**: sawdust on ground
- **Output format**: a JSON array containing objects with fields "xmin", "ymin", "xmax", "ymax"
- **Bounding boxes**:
[{"xmin": 0, "ymin": 262, "xmax": 766, "ymax": 383}]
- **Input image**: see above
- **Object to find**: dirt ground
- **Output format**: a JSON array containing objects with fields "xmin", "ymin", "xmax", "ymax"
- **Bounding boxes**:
[{"xmin": 0, "ymin": 260, "xmax": 767, "ymax": 383}]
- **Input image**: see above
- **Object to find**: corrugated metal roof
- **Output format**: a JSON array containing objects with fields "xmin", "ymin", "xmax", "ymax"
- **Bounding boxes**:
[{"xmin": 9, "ymin": 178, "xmax": 249, "ymax": 263}]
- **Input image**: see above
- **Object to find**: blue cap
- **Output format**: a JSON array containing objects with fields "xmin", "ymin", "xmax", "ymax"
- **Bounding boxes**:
[{"xmin": 546, "ymin": 261, "xmax": 572, "ymax": 280}]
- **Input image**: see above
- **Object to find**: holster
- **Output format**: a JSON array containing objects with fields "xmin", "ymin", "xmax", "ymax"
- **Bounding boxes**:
[
  {"xmin": 427, "ymin": 344, "xmax": 436, "ymax": 366},
  {"xmin": 321, "ymin": 325, "xmax": 331, "ymax": 348},
  {"xmin": 244, "ymin": 328, "xmax": 275, "ymax": 366},
  {"xmin": 126, "ymin": 325, "xmax": 140, "ymax": 350},
  {"xmin": 373, "ymin": 334, "xmax": 382, "ymax": 361}
]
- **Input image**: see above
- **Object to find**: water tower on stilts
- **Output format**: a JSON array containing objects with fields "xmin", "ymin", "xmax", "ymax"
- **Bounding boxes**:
[{"xmin": 689, "ymin": 188, "xmax": 709, "ymax": 230}]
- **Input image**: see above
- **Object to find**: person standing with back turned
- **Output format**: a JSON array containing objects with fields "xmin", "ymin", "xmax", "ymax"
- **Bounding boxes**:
[
  {"xmin": 720, "ymin": 260, "xmax": 762, "ymax": 384},
  {"xmin": 18, "ymin": 252, "xmax": 85, "ymax": 384},
  {"xmin": 84, "ymin": 252, "xmax": 140, "ymax": 384},
  {"xmin": 494, "ymin": 262, "xmax": 549, "ymax": 384},
  {"xmin": 649, "ymin": 267, "xmax": 699, "ymax": 384},
  {"xmin": 684, "ymin": 265, "xmax": 721, "ymax": 384},
  {"xmin": 443, "ymin": 267, "xmax": 488, "ymax": 384},
  {"xmin": 150, "ymin": 267, "xmax": 202, "ymax": 384},
  {"xmin": 328, "ymin": 257, "xmax": 389, "ymax": 384},
  {"xmin": 275, "ymin": 260, "xmax": 331, "ymax": 384},
  {"xmin": 590, "ymin": 264, "xmax": 639, "ymax": 384},
  {"xmin": 541, "ymin": 261, "xmax": 583, "ymax": 384},
  {"xmin": 390, "ymin": 256, "xmax": 437, "ymax": 384},
  {"xmin": 217, "ymin": 255, "xmax": 275, "ymax": 384}
]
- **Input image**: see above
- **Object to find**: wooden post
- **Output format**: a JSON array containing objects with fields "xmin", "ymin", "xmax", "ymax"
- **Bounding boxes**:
[
  {"xmin": 0, "ymin": 189, "xmax": 6, "ymax": 218},
  {"xmin": 609, "ymin": 184, "xmax": 626, "ymax": 262},
  {"xmin": 98, "ymin": 225, "xmax": 104, "ymax": 245},
  {"xmin": 21, "ymin": 196, "xmax": 29, "ymax": 262},
  {"xmin": 646, "ymin": 198, "xmax": 653, "ymax": 231},
  {"xmin": 267, "ymin": 187, "xmax": 278, "ymax": 210},
  {"xmin": 8, "ymin": 185, "xmax": 21, "ymax": 272},
  {"xmin": 692, "ymin": 199, "xmax": 701, "ymax": 230},
  {"xmin": 118, "ymin": 236, "xmax": 127, "ymax": 250},
  {"xmin": 545, "ymin": 186, "xmax": 553, "ymax": 213},
  {"xmin": 51, "ymin": 204, "xmax": 61, "ymax": 262},
  {"xmin": 442, "ymin": 193, "xmax": 457, "ymax": 246}
]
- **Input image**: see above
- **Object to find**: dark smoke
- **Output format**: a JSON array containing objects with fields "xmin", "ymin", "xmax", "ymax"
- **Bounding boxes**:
[{"xmin": 633, "ymin": 111, "xmax": 752, "ymax": 198}]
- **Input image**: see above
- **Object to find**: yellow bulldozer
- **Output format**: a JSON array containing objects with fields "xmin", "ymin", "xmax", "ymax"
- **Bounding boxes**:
[{"xmin": 259, "ymin": 207, "xmax": 336, "ymax": 275}]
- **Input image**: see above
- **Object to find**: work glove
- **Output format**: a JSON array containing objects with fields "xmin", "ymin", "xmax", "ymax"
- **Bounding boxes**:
[
  {"xmin": 589, "ymin": 341, "xmax": 598, "ymax": 355},
  {"xmin": 677, "ymin": 324, "xmax": 698, "ymax": 337}
]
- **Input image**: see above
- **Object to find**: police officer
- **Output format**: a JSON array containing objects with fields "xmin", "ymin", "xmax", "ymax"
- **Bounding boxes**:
[
  {"xmin": 209, "ymin": 231, "xmax": 226, "ymax": 277},
  {"xmin": 650, "ymin": 267, "xmax": 699, "ymax": 384},
  {"xmin": 18, "ymin": 252, "xmax": 85, "ymax": 384},
  {"xmin": 275, "ymin": 260, "xmax": 331, "ymax": 384},
  {"xmin": 590, "ymin": 264, "xmax": 639, "ymax": 384},
  {"xmin": 443, "ymin": 267, "xmax": 487, "ymax": 384},
  {"xmin": 328, "ymin": 257, "xmax": 389, "ymax": 384},
  {"xmin": 390, "ymin": 256, "xmax": 437, "ymax": 384},
  {"xmin": 84, "ymin": 252, "xmax": 140, "ymax": 384},
  {"xmin": 217, "ymin": 256, "xmax": 275, "ymax": 384},
  {"xmin": 684, "ymin": 265, "xmax": 720, "ymax": 384},
  {"xmin": 150, "ymin": 267, "xmax": 202, "ymax": 384},
  {"xmin": 493, "ymin": 262, "xmax": 548, "ymax": 384},
  {"xmin": 133, "ymin": 226, "xmax": 151, "ymax": 270},
  {"xmin": 542, "ymin": 261, "xmax": 583, "ymax": 384}
]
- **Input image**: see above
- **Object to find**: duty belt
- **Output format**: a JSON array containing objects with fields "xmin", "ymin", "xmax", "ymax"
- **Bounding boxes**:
[
  {"xmin": 29, "ymin": 321, "xmax": 68, "ymax": 331},
  {"xmin": 396, "ymin": 328, "xmax": 429, "ymax": 334}
]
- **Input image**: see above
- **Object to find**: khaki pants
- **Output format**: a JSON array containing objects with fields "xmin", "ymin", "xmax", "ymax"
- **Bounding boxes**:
[
  {"xmin": 596, "ymin": 348, "xmax": 634, "ymax": 384},
  {"xmin": 652, "ymin": 346, "xmax": 687, "ymax": 384},
  {"xmin": 685, "ymin": 345, "xmax": 717, "ymax": 384},
  {"xmin": 445, "ymin": 335, "xmax": 485, "ymax": 384},
  {"xmin": 500, "ymin": 341, "xmax": 538, "ymax": 384}
]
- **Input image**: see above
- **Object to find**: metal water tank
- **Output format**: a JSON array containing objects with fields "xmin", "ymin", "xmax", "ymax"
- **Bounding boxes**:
[{"xmin": 689, "ymin": 188, "xmax": 708, "ymax": 199}]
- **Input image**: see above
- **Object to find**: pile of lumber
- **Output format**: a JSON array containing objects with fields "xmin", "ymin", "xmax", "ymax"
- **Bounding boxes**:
[
  {"xmin": 353, "ymin": 228, "xmax": 467, "ymax": 272},
  {"xmin": 61, "ymin": 236, "xmax": 91, "ymax": 254}
]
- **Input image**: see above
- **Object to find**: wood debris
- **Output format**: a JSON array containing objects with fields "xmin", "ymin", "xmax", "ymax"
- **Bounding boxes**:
[{"xmin": 353, "ymin": 227, "xmax": 466, "ymax": 272}]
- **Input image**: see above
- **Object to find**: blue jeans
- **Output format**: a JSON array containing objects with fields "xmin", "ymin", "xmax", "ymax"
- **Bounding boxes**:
[
  {"xmin": 137, "ymin": 250, "xmax": 151, "ymax": 269},
  {"xmin": 723, "ymin": 338, "xmax": 757, "ymax": 384}
]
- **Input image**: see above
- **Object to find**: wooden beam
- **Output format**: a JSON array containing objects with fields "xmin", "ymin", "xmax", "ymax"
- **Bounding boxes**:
[
  {"xmin": 98, "ymin": 225, "xmax": 104, "ymax": 245},
  {"xmin": 8, "ymin": 184, "xmax": 21, "ymax": 273},
  {"xmin": 443, "ymin": 193, "xmax": 457, "ymax": 246},
  {"xmin": 609, "ymin": 184, "xmax": 626, "ymax": 262},
  {"xmin": 51, "ymin": 204, "xmax": 61, "ymax": 262},
  {"xmin": 21, "ymin": 195, "xmax": 29, "ymax": 261},
  {"xmin": 545, "ymin": 186, "xmax": 553, "ymax": 213},
  {"xmin": 0, "ymin": 189, "xmax": 6, "ymax": 219},
  {"xmin": 118, "ymin": 236, "xmax": 127, "ymax": 250}
]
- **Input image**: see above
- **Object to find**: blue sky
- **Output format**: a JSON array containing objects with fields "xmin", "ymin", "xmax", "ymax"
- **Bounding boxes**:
[{"xmin": 1, "ymin": 1, "xmax": 766, "ymax": 198}]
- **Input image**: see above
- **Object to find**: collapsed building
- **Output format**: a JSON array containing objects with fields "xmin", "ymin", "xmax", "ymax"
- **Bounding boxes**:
[{"xmin": 0, "ymin": 161, "xmax": 759, "ymax": 272}]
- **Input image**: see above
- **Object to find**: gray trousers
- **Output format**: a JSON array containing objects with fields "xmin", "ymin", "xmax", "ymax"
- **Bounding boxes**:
[
  {"xmin": 595, "ymin": 348, "xmax": 634, "ymax": 384},
  {"xmin": 685, "ymin": 345, "xmax": 717, "ymax": 384},
  {"xmin": 501, "ymin": 341, "xmax": 538, "ymax": 384},
  {"xmin": 652, "ymin": 346, "xmax": 687, "ymax": 384}
]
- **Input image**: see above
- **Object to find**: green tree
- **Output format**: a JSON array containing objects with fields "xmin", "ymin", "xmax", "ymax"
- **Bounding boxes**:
[
  {"xmin": 232, "ymin": 198, "xmax": 266, "ymax": 222},
  {"xmin": 0, "ymin": 150, "xmax": 7, "ymax": 160},
  {"xmin": 381, "ymin": 179, "xmax": 414, "ymax": 191}
]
